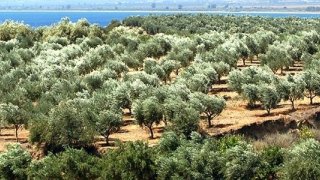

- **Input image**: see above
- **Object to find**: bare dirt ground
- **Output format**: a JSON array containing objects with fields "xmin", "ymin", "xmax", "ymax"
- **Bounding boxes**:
[{"xmin": 0, "ymin": 59, "xmax": 315, "ymax": 152}]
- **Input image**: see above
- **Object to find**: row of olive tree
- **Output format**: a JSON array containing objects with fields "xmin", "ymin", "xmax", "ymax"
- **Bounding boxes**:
[{"xmin": 229, "ymin": 66, "xmax": 320, "ymax": 114}]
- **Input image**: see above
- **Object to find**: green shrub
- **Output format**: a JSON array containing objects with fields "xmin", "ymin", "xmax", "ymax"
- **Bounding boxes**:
[
  {"xmin": 28, "ymin": 148, "xmax": 100, "ymax": 179},
  {"xmin": 299, "ymin": 126, "xmax": 315, "ymax": 139},
  {"xmin": 223, "ymin": 142, "xmax": 263, "ymax": 180},
  {"xmin": 99, "ymin": 141, "xmax": 156, "ymax": 180},
  {"xmin": 281, "ymin": 139, "xmax": 320, "ymax": 180},
  {"xmin": 258, "ymin": 146, "xmax": 285, "ymax": 179},
  {"xmin": 0, "ymin": 144, "xmax": 31, "ymax": 180}
]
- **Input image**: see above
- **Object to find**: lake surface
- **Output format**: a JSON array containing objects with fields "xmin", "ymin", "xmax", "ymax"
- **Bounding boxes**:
[{"xmin": 1, "ymin": 11, "xmax": 320, "ymax": 27}]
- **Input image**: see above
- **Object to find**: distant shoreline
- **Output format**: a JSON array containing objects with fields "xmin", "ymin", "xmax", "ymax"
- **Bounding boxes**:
[
  {"xmin": 0, "ymin": 10, "xmax": 320, "ymax": 14},
  {"xmin": 1, "ymin": 10, "xmax": 320, "ymax": 27}
]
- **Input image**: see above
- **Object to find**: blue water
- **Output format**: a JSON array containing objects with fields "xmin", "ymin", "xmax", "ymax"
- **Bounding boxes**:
[{"xmin": 0, "ymin": 11, "xmax": 320, "ymax": 27}]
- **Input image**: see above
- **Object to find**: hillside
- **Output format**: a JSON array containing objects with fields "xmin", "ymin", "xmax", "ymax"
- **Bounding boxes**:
[{"xmin": 1, "ymin": 14, "xmax": 320, "ymax": 179}]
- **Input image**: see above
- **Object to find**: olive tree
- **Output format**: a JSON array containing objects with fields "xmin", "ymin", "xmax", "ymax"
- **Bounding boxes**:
[
  {"xmin": 214, "ymin": 43, "xmax": 239, "ymax": 69},
  {"xmin": 244, "ymin": 34, "xmax": 259, "ymax": 62},
  {"xmin": 45, "ymin": 101, "xmax": 95, "ymax": 149},
  {"xmin": 163, "ymin": 97, "xmax": 199, "ymax": 137},
  {"xmin": 300, "ymin": 70, "xmax": 320, "ymax": 105},
  {"xmin": 170, "ymin": 106, "xmax": 200, "ymax": 137},
  {"xmin": 260, "ymin": 42, "xmax": 292, "ymax": 74},
  {"xmin": 223, "ymin": 143, "xmax": 262, "ymax": 180},
  {"xmin": 143, "ymin": 58, "xmax": 165, "ymax": 81},
  {"xmin": 212, "ymin": 61, "xmax": 230, "ymax": 84},
  {"xmin": 242, "ymin": 84, "xmax": 260, "ymax": 108},
  {"xmin": 168, "ymin": 47, "xmax": 194, "ymax": 75},
  {"xmin": 228, "ymin": 66, "xmax": 276, "ymax": 94},
  {"xmin": 133, "ymin": 96, "xmax": 163, "ymax": 139},
  {"xmin": 160, "ymin": 59, "xmax": 180, "ymax": 83},
  {"xmin": 113, "ymin": 83, "xmax": 132, "ymax": 114},
  {"xmin": 95, "ymin": 110, "xmax": 123, "ymax": 146},
  {"xmin": 234, "ymin": 38, "xmax": 250, "ymax": 66},
  {"xmin": 0, "ymin": 103, "xmax": 28, "ymax": 142},
  {"xmin": 277, "ymin": 75, "xmax": 305, "ymax": 110},
  {"xmin": 254, "ymin": 30, "xmax": 277, "ymax": 55},
  {"xmin": 190, "ymin": 92, "xmax": 226, "ymax": 127},
  {"xmin": 286, "ymin": 35, "xmax": 307, "ymax": 62},
  {"xmin": 228, "ymin": 69, "xmax": 245, "ymax": 94},
  {"xmin": 185, "ymin": 74, "xmax": 211, "ymax": 93},
  {"xmin": 258, "ymin": 85, "xmax": 280, "ymax": 115}
]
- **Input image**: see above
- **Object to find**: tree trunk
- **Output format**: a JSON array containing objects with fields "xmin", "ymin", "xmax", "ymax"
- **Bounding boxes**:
[
  {"xmin": 243, "ymin": 58, "xmax": 246, "ymax": 66},
  {"xmin": 291, "ymin": 99, "xmax": 295, "ymax": 111},
  {"xmin": 207, "ymin": 114, "xmax": 212, "ymax": 128},
  {"xmin": 308, "ymin": 90, "xmax": 314, "ymax": 105},
  {"xmin": 104, "ymin": 134, "xmax": 110, "ymax": 146},
  {"xmin": 128, "ymin": 107, "xmax": 132, "ymax": 115},
  {"xmin": 175, "ymin": 69, "xmax": 179, "ymax": 76},
  {"xmin": 217, "ymin": 74, "xmax": 221, "ymax": 84},
  {"xmin": 207, "ymin": 115, "xmax": 212, "ymax": 128},
  {"xmin": 250, "ymin": 56, "xmax": 254, "ymax": 63},
  {"xmin": 267, "ymin": 109, "xmax": 271, "ymax": 115},
  {"xmin": 163, "ymin": 116, "xmax": 168, "ymax": 126},
  {"xmin": 15, "ymin": 125, "xmax": 19, "ymax": 142},
  {"xmin": 148, "ymin": 126, "xmax": 154, "ymax": 139}
]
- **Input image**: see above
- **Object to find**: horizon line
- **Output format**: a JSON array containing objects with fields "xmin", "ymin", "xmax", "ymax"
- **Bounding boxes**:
[{"xmin": 0, "ymin": 10, "xmax": 320, "ymax": 14}]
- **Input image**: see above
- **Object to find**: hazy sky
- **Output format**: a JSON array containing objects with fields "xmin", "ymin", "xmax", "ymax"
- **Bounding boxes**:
[{"xmin": 1, "ymin": 0, "xmax": 320, "ymax": 6}]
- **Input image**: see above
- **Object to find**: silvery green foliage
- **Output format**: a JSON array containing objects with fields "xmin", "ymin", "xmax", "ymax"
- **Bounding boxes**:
[
  {"xmin": 213, "ymin": 42, "xmax": 239, "ymax": 68},
  {"xmin": 28, "ymin": 148, "xmax": 99, "ymax": 179},
  {"xmin": 228, "ymin": 66, "xmax": 282, "ymax": 113},
  {"xmin": 95, "ymin": 110, "xmax": 123, "ymax": 145},
  {"xmin": 254, "ymin": 30, "xmax": 277, "ymax": 54},
  {"xmin": 260, "ymin": 41, "xmax": 292, "ymax": 73},
  {"xmin": 0, "ymin": 144, "xmax": 31, "ymax": 179},
  {"xmin": 156, "ymin": 133, "xmax": 222, "ymax": 180},
  {"xmin": 242, "ymin": 84, "xmax": 260, "ymax": 108},
  {"xmin": 177, "ymin": 62, "xmax": 217, "ymax": 93},
  {"xmin": 212, "ymin": 61, "xmax": 230, "ymax": 83},
  {"xmin": 0, "ymin": 102, "xmax": 28, "ymax": 141},
  {"xmin": 144, "ymin": 58, "xmax": 165, "ymax": 80},
  {"xmin": 282, "ymin": 139, "xmax": 320, "ymax": 180},
  {"xmin": 167, "ymin": 47, "xmax": 194, "ymax": 68},
  {"xmin": 301, "ymin": 30, "xmax": 320, "ymax": 44},
  {"xmin": 195, "ymin": 31, "xmax": 227, "ymax": 51},
  {"xmin": 228, "ymin": 66, "xmax": 276, "ymax": 94},
  {"xmin": 277, "ymin": 74, "xmax": 305, "ymax": 110},
  {"xmin": 300, "ymin": 69, "xmax": 320, "ymax": 104},
  {"xmin": 189, "ymin": 92, "xmax": 226, "ymax": 127},
  {"xmin": 286, "ymin": 35, "xmax": 307, "ymax": 61},
  {"xmin": 133, "ymin": 96, "xmax": 163, "ymax": 139},
  {"xmin": 244, "ymin": 34, "xmax": 259, "ymax": 57},
  {"xmin": 160, "ymin": 59, "xmax": 180, "ymax": 83},
  {"xmin": 45, "ymin": 100, "xmax": 96, "ymax": 148},
  {"xmin": 223, "ymin": 142, "xmax": 262, "ymax": 180},
  {"xmin": 124, "ymin": 71, "xmax": 160, "ymax": 87},
  {"xmin": 170, "ymin": 106, "xmax": 199, "ymax": 137},
  {"xmin": 258, "ymin": 85, "xmax": 281, "ymax": 115}
]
